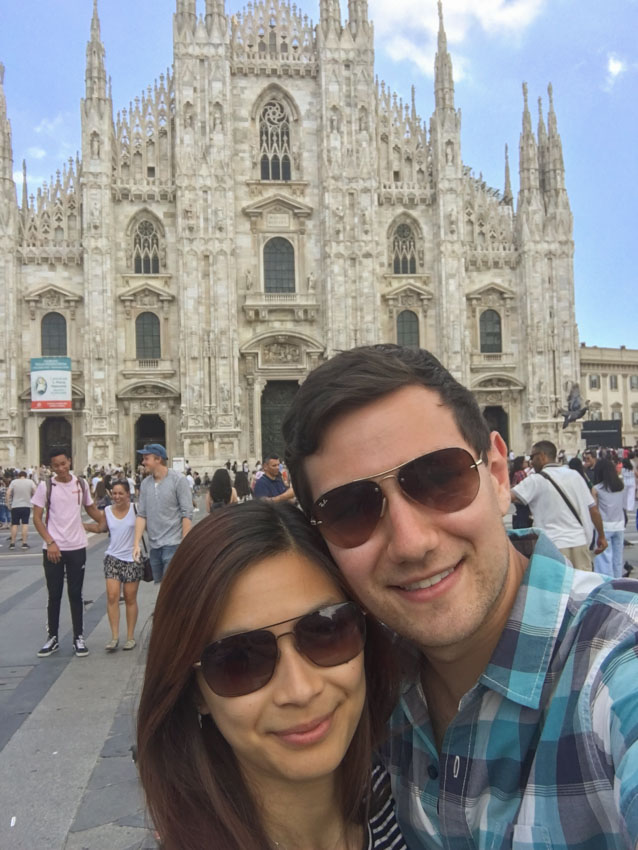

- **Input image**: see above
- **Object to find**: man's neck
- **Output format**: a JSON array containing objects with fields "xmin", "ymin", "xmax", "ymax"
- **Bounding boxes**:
[
  {"xmin": 55, "ymin": 473, "xmax": 72, "ymax": 484},
  {"xmin": 153, "ymin": 465, "xmax": 168, "ymax": 481}
]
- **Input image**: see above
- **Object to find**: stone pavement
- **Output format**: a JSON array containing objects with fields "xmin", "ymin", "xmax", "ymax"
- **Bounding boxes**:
[
  {"xmin": 0, "ymin": 507, "xmax": 637, "ymax": 850},
  {"xmin": 0, "ymin": 519, "xmax": 161, "ymax": 850}
]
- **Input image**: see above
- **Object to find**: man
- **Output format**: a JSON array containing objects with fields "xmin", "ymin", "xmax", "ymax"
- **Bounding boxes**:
[
  {"xmin": 7, "ymin": 470, "xmax": 36, "ymax": 548},
  {"xmin": 132, "ymin": 444, "xmax": 193, "ymax": 583},
  {"xmin": 282, "ymin": 344, "xmax": 638, "ymax": 848},
  {"xmin": 511, "ymin": 440, "xmax": 606, "ymax": 571},
  {"xmin": 252, "ymin": 453, "xmax": 295, "ymax": 502},
  {"xmin": 582, "ymin": 448, "xmax": 597, "ymax": 486},
  {"xmin": 32, "ymin": 448, "xmax": 103, "ymax": 657}
]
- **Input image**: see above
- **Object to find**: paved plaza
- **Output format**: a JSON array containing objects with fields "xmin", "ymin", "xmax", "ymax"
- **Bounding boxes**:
[{"xmin": 0, "ymin": 506, "xmax": 637, "ymax": 849}]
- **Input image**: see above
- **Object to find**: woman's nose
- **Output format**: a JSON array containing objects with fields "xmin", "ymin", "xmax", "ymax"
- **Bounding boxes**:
[{"xmin": 270, "ymin": 636, "xmax": 325, "ymax": 706}]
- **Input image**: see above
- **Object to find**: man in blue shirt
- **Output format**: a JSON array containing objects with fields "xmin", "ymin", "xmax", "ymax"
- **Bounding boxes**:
[
  {"xmin": 283, "ymin": 344, "xmax": 638, "ymax": 849},
  {"xmin": 253, "ymin": 453, "xmax": 295, "ymax": 503}
]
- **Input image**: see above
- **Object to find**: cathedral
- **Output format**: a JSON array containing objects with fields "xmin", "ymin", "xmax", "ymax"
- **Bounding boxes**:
[{"xmin": 0, "ymin": 0, "xmax": 584, "ymax": 470}]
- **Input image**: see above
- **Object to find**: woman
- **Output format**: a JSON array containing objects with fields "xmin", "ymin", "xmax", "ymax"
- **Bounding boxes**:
[
  {"xmin": 205, "ymin": 467, "xmax": 238, "ymax": 513},
  {"xmin": 137, "ymin": 502, "xmax": 406, "ymax": 850},
  {"xmin": 510, "ymin": 456, "xmax": 532, "ymax": 529},
  {"xmin": 592, "ymin": 458, "xmax": 625, "ymax": 579},
  {"xmin": 84, "ymin": 479, "xmax": 143, "ymax": 650},
  {"xmin": 621, "ymin": 457, "xmax": 636, "ymax": 525},
  {"xmin": 94, "ymin": 476, "xmax": 112, "ymax": 510}
]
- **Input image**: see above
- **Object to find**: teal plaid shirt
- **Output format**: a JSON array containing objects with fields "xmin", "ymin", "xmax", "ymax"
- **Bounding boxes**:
[{"xmin": 381, "ymin": 530, "xmax": 638, "ymax": 849}]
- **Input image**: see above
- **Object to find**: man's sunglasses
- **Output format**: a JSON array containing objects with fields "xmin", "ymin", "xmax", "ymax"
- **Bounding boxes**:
[
  {"xmin": 194, "ymin": 602, "xmax": 365, "ymax": 698},
  {"xmin": 310, "ymin": 447, "xmax": 483, "ymax": 549}
]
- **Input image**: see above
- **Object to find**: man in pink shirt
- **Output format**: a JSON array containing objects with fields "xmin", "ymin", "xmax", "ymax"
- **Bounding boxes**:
[{"xmin": 31, "ymin": 448, "xmax": 103, "ymax": 657}]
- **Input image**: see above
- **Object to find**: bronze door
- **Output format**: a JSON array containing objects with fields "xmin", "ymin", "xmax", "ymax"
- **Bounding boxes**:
[{"xmin": 260, "ymin": 381, "xmax": 298, "ymax": 460}]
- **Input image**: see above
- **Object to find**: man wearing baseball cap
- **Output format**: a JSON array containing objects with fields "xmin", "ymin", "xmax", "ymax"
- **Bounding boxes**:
[{"xmin": 132, "ymin": 444, "xmax": 193, "ymax": 583}]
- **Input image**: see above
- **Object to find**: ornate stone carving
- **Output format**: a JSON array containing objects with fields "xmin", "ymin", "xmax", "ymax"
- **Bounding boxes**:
[{"xmin": 263, "ymin": 342, "xmax": 301, "ymax": 364}]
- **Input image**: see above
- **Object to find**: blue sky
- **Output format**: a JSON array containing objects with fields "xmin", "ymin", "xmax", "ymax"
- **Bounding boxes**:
[{"xmin": 1, "ymin": 0, "xmax": 635, "ymax": 348}]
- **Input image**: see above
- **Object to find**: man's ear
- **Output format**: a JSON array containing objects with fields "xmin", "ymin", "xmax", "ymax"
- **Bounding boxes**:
[{"xmin": 486, "ymin": 431, "xmax": 511, "ymax": 516}]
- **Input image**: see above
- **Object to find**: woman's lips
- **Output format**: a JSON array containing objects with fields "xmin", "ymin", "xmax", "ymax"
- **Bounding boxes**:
[{"xmin": 273, "ymin": 712, "xmax": 334, "ymax": 746}]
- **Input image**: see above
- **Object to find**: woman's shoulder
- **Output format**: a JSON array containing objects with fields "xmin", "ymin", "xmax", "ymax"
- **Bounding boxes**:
[{"xmin": 367, "ymin": 764, "xmax": 408, "ymax": 850}]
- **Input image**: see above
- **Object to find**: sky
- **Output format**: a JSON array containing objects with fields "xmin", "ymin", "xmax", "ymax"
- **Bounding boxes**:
[{"xmin": 0, "ymin": 0, "xmax": 636, "ymax": 349}]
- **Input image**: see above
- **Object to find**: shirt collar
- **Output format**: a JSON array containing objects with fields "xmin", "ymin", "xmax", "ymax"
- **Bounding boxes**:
[{"xmin": 479, "ymin": 530, "xmax": 572, "ymax": 710}]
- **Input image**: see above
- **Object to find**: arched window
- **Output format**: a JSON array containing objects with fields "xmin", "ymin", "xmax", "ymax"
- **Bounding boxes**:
[
  {"xmin": 136, "ymin": 312, "xmax": 161, "ymax": 360},
  {"xmin": 133, "ymin": 220, "xmax": 160, "ymax": 274},
  {"xmin": 479, "ymin": 309, "xmax": 502, "ymax": 353},
  {"xmin": 41, "ymin": 312, "xmax": 67, "ymax": 356},
  {"xmin": 392, "ymin": 223, "xmax": 417, "ymax": 274},
  {"xmin": 264, "ymin": 238, "xmax": 295, "ymax": 293},
  {"xmin": 397, "ymin": 310, "xmax": 419, "ymax": 350},
  {"xmin": 259, "ymin": 100, "xmax": 292, "ymax": 181}
]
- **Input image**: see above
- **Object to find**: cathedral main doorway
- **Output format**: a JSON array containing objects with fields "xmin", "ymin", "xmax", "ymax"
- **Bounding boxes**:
[
  {"xmin": 134, "ymin": 414, "xmax": 166, "ymax": 464},
  {"xmin": 39, "ymin": 416, "xmax": 72, "ymax": 465},
  {"xmin": 482, "ymin": 405, "xmax": 509, "ymax": 449},
  {"xmin": 260, "ymin": 381, "xmax": 298, "ymax": 461}
]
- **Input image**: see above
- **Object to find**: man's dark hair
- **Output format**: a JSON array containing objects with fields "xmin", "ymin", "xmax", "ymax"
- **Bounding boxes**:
[
  {"xmin": 282, "ymin": 344, "xmax": 492, "ymax": 515},
  {"xmin": 48, "ymin": 446, "xmax": 71, "ymax": 464},
  {"xmin": 18, "ymin": 470, "xmax": 27, "ymax": 477},
  {"xmin": 263, "ymin": 453, "xmax": 280, "ymax": 463},
  {"xmin": 532, "ymin": 440, "xmax": 557, "ymax": 462}
]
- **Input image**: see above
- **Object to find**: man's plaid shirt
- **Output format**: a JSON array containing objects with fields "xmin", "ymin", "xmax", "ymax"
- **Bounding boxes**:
[{"xmin": 381, "ymin": 530, "xmax": 638, "ymax": 849}]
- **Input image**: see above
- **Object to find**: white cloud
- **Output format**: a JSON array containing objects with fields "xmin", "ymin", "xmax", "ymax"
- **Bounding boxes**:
[
  {"xmin": 26, "ymin": 146, "xmax": 46, "ymax": 159},
  {"xmin": 605, "ymin": 53, "xmax": 627, "ymax": 89},
  {"xmin": 34, "ymin": 111, "xmax": 73, "ymax": 138},
  {"xmin": 369, "ymin": 0, "xmax": 546, "ymax": 78}
]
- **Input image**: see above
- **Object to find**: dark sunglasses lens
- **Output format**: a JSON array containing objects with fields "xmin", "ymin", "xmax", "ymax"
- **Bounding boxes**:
[
  {"xmin": 313, "ymin": 480, "xmax": 384, "ymax": 548},
  {"xmin": 400, "ymin": 447, "xmax": 480, "ymax": 512},
  {"xmin": 296, "ymin": 603, "xmax": 366, "ymax": 667},
  {"xmin": 201, "ymin": 630, "xmax": 278, "ymax": 697}
]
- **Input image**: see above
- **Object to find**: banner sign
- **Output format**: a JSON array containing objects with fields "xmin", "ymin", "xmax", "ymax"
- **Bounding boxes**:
[{"xmin": 30, "ymin": 357, "xmax": 72, "ymax": 410}]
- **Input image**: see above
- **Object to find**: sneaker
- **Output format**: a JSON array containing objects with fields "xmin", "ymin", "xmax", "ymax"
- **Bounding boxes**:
[
  {"xmin": 21, "ymin": 542, "xmax": 30, "ymax": 549},
  {"xmin": 73, "ymin": 635, "xmax": 89, "ymax": 657},
  {"xmin": 37, "ymin": 635, "xmax": 59, "ymax": 657},
  {"xmin": 8, "ymin": 543, "xmax": 15, "ymax": 549}
]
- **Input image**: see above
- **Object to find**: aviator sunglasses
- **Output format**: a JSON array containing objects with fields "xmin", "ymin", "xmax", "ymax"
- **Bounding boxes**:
[
  {"xmin": 194, "ymin": 601, "xmax": 366, "ymax": 697},
  {"xmin": 310, "ymin": 446, "xmax": 483, "ymax": 549}
]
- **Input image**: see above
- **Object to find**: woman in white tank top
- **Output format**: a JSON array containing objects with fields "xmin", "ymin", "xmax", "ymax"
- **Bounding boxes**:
[{"xmin": 84, "ymin": 479, "xmax": 143, "ymax": 651}]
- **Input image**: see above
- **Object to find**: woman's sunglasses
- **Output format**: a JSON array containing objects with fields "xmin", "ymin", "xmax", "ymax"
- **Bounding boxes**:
[
  {"xmin": 194, "ymin": 601, "xmax": 366, "ymax": 698},
  {"xmin": 310, "ymin": 447, "xmax": 483, "ymax": 549}
]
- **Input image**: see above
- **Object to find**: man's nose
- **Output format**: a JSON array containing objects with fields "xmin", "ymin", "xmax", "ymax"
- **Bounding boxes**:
[{"xmin": 380, "ymin": 480, "xmax": 441, "ymax": 564}]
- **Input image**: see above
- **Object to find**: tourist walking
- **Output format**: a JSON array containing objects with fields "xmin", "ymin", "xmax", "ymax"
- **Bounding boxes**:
[
  {"xmin": 132, "ymin": 444, "xmax": 193, "ymax": 583},
  {"xmin": 593, "ymin": 458, "xmax": 626, "ymax": 578},
  {"xmin": 7, "ymin": 470, "xmax": 36, "ymax": 549},
  {"xmin": 84, "ymin": 479, "xmax": 142, "ymax": 651},
  {"xmin": 31, "ymin": 448, "xmax": 104, "ymax": 657},
  {"xmin": 252, "ymin": 453, "xmax": 295, "ymax": 502}
]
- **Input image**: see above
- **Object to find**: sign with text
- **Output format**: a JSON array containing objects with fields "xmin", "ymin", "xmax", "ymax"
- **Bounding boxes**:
[{"xmin": 30, "ymin": 357, "xmax": 72, "ymax": 410}]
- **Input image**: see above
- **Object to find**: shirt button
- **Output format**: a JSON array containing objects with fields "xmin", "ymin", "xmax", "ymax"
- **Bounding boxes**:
[{"xmin": 427, "ymin": 765, "xmax": 439, "ymax": 780}]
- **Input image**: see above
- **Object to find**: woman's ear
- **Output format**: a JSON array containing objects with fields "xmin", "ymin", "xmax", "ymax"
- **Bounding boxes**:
[{"xmin": 193, "ymin": 671, "xmax": 212, "ymax": 716}]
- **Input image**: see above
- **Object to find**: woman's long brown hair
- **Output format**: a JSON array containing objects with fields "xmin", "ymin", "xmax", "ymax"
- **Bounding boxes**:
[{"xmin": 136, "ymin": 501, "xmax": 399, "ymax": 850}]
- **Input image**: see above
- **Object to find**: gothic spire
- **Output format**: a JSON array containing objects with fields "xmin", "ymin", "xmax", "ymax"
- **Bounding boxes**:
[
  {"xmin": 85, "ymin": 0, "xmax": 107, "ymax": 100},
  {"xmin": 518, "ymin": 82, "xmax": 540, "ymax": 199},
  {"xmin": 21, "ymin": 159, "xmax": 28, "ymax": 211},
  {"xmin": 434, "ymin": 0, "xmax": 455, "ymax": 111},
  {"xmin": 537, "ymin": 96, "xmax": 548, "ymax": 193},
  {"xmin": 320, "ymin": 0, "xmax": 342, "ymax": 36},
  {"xmin": 175, "ymin": 0, "xmax": 197, "ymax": 36},
  {"xmin": 546, "ymin": 82, "xmax": 566, "ymax": 191},
  {"xmin": 205, "ymin": 0, "xmax": 227, "ymax": 36},
  {"xmin": 503, "ymin": 143, "xmax": 513, "ymax": 206},
  {"xmin": 0, "ymin": 63, "xmax": 14, "ymax": 182},
  {"xmin": 347, "ymin": 0, "xmax": 369, "ymax": 35}
]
